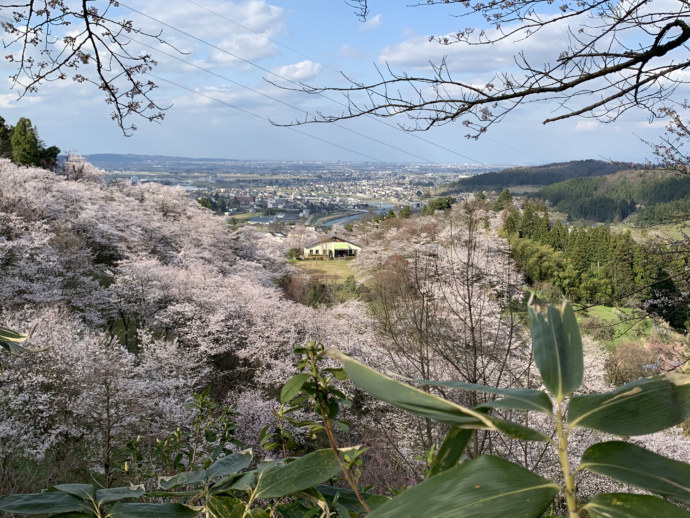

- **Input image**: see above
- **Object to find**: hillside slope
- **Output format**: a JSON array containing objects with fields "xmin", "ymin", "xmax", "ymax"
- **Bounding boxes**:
[{"xmin": 444, "ymin": 159, "xmax": 629, "ymax": 193}]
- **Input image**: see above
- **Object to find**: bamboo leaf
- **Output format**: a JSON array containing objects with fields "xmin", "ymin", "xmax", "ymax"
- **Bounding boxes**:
[
  {"xmin": 158, "ymin": 469, "xmax": 208, "ymax": 490},
  {"xmin": 109, "ymin": 502, "xmax": 202, "ymax": 518},
  {"xmin": 418, "ymin": 380, "xmax": 552, "ymax": 413},
  {"xmin": 581, "ymin": 441, "xmax": 690, "ymax": 504},
  {"xmin": 528, "ymin": 298, "xmax": 583, "ymax": 400},
  {"xmin": 428, "ymin": 426, "xmax": 474, "ymax": 477},
  {"xmin": 0, "ymin": 492, "xmax": 90, "ymax": 514},
  {"xmin": 206, "ymin": 450, "xmax": 253, "ymax": 481},
  {"xmin": 95, "ymin": 486, "xmax": 146, "ymax": 504},
  {"xmin": 280, "ymin": 374, "xmax": 311, "ymax": 404},
  {"xmin": 569, "ymin": 373, "xmax": 690, "ymax": 435},
  {"xmin": 368, "ymin": 455, "xmax": 559, "ymax": 518},
  {"xmin": 52, "ymin": 484, "xmax": 95, "ymax": 500},
  {"xmin": 207, "ymin": 495, "xmax": 245, "ymax": 518},
  {"xmin": 255, "ymin": 449, "xmax": 342, "ymax": 499},
  {"xmin": 325, "ymin": 349, "xmax": 549, "ymax": 442},
  {"xmin": 583, "ymin": 493, "xmax": 690, "ymax": 518}
]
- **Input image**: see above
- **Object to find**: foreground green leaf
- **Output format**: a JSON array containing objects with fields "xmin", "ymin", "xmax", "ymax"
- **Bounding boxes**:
[
  {"xmin": 160, "ymin": 451, "xmax": 252, "ymax": 490},
  {"xmin": 569, "ymin": 373, "xmax": 690, "ymax": 435},
  {"xmin": 207, "ymin": 495, "xmax": 245, "ymax": 518},
  {"xmin": 109, "ymin": 502, "xmax": 201, "ymax": 518},
  {"xmin": 0, "ymin": 492, "xmax": 90, "ymax": 514},
  {"xmin": 581, "ymin": 441, "xmax": 690, "ymax": 504},
  {"xmin": 325, "ymin": 349, "xmax": 549, "ymax": 442},
  {"xmin": 281, "ymin": 373, "xmax": 311, "ymax": 404},
  {"xmin": 417, "ymin": 380, "xmax": 552, "ymax": 413},
  {"xmin": 96, "ymin": 486, "xmax": 146, "ymax": 504},
  {"xmin": 368, "ymin": 455, "xmax": 559, "ymax": 518},
  {"xmin": 583, "ymin": 493, "xmax": 690, "ymax": 518},
  {"xmin": 428, "ymin": 426, "xmax": 474, "ymax": 477},
  {"xmin": 255, "ymin": 449, "xmax": 342, "ymax": 499},
  {"xmin": 528, "ymin": 299, "xmax": 583, "ymax": 400}
]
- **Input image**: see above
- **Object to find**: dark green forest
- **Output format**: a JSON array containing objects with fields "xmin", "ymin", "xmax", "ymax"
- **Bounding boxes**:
[
  {"xmin": 503, "ymin": 201, "xmax": 690, "ymax": 328},
  {"xmin": 445, "ymin": 160, "xmax": 627, "ymax": 193},
  {"xmin": 530, "ymin": 171, "xmax": 690, "ymax": 223}
]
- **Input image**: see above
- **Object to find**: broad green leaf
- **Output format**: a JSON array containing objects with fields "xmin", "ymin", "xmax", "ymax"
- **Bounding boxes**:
[
  {"xmin": 583, "ymin": 493, "xmax": 690, "ymax": 518},
  {"xmin": 95, "ymin": 486, "xmax": 145, "ymax": 504},
  {"xmin": 528, "ymin": 299, "xmax": 583, "ymax": 400},
  {"xmin": 109, "ymin": 502, "xmax": 201, "ymax": 518},
  {"xmin": 207, "ymin": 495, "xmax": 245, "ymax": 518},
  {"xmin": 0, "ymin": 492, "xmax": 90, "ymax": 514},
  {"xmin": 569, "ymin": 373, "xmax": 690, "ymax": 435},
  {"xmin": 249, "ymin": 509, "xmax": 270, "ymax": 518},
  {"xmin": 418, "ymin": 380, "xmax": 552, "ymax": 413},
  {"xmin": 206, "ymin": 450, "xmax": 253, "ymax": 480},
  {"xmin": 53, "ymin": 484, "xmax": 95, "ymax": 500},
  {"xmin": 316, "ymin": 485, "xmax": 390, "ymax": 512},
  {"xmin": 368, "ymin": 455, "xmax": 559, "ymax": 518},
  {"xmin": 255, "ymin": 449, "xmax": 342, "ymax": 499},
  {"xmin": 229, "ymin": 471, "xmax": 257, "ymax": 492},
  {"xmin": 581, "ymin": 441, "xmax": 690, "ymax": 504},
  {"xmin": 159, "ymin": 469, "xmax": 208, "ymax": 490},
  {"xmin": 281, "ymin": 373, "xmax": 311, "ymax": 404},
  {"xmin": 325, "ymin": 349, "xmax": 549, "ymax": 442},
  {"xmin": 429, "ymin": 426, "xmax": 474, "ymax": 477}
]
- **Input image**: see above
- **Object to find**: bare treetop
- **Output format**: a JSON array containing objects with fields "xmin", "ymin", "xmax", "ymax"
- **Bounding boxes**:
[
  {"xmin": 281, "ymin": 0, "xmax": 690, "ymax": 139},
  {"xmin": 0, "ymin": 1, "xmax": 169, "ymax": 135}
]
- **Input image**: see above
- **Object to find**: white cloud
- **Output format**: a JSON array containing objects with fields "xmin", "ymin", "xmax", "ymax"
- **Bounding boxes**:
[
  {"xmin": 574, "ymin": 120, "xmax": 599, "ymax": 131},
  {"xmin": 270, "ymin": 60, "xmax": 322, "ymax": 82},
  {"xmin": 378, "ymin": 17, "xmax": 570, "ymax": 75},
  {"xmin": 358, "ymin": 13, "xmax": 382, "ymax": 33},
  {"xmin": 127, "ymin": 0, "xmax": 286, "ymax": 68}
]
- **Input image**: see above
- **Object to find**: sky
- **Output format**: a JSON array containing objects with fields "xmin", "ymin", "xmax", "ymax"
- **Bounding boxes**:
[{"xmin": 0, "ymin": 0, "xmax": 682, "ymax": 165}]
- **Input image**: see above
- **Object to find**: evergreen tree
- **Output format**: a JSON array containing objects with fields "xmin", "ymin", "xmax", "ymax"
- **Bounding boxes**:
[
  {"xmin": 11, "ymin": 117, "xmax": 41, "ymax": 166},
  {"xmin": 384, "ymin": 208, "xmax": 396, "ymax": 220},
  {"xmin": 493, "ymin": 188, "xmax": 513, "ymax": 212},
  {"xmin": 0, "ymin": 116, "xmax": 13, "ymax": 158},
  {"xmin": 399, "ymin": 205, "xmax": 412, "ymax": 219}
]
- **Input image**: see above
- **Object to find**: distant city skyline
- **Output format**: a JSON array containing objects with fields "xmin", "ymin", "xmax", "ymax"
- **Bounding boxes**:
[{"xmin": 0, "ymin": 1, "xmax": 676, "ymax": 165}]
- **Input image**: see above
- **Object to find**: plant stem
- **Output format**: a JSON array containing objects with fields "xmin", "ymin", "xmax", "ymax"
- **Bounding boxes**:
[{"xmin": 555, "ymin": 400, "xmax": 579, "ymax": 518}]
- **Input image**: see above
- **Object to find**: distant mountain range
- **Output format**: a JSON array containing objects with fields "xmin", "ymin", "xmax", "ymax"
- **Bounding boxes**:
[{"xmin": 84, "ymin": 154, "xmax": 241, "ymax": 172}]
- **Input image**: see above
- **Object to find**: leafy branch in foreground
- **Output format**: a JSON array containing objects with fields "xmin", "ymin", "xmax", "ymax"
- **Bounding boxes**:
[
  {"xmin": 325, "ymin": 298, "xmax": 690, "ymax": 517},
  {"xmin": 1, "ymin": 300, "xmax": 689, "ymax": 517},
  {"xmin": 0, "ymin": 323, "xmax": 41, "ymax": 373}
]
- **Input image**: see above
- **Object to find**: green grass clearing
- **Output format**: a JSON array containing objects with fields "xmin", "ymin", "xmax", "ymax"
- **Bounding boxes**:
[
  {"xmin": 577, "ymin": 305, "xmax": 655, "ymax": 351},
  {"xmin": 291, "ymin": 258, "xmax": 357, "ymax": 283}
]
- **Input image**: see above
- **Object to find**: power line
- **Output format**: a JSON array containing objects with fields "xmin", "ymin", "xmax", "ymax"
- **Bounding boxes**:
[
  {"xmin": 130, "ymin": 37, "xmax": 437, "ymax": 164},
  {"xmin": 118, "ymin": 1, "xmax": 489, "ymax": 166},
  {"xmin": 180, "ymin": 0, "xmax": 546, "ymax": 166},
  {"xmin": 181, "ymin": 0, "xmax": 342, "ymax": 75},
  {"xmin": 148, "ymin": 73, "xmax": 387, "ymax": 163}
]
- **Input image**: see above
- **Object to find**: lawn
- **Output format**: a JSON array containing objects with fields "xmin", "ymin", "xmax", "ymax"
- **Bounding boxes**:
[
  {"xmin": 577, "ymin": 305, "xmax": 655, "ymax": 351},
  {"xmin": 290, "ymin": 258, "xmax": 357, "ymax": 283}
]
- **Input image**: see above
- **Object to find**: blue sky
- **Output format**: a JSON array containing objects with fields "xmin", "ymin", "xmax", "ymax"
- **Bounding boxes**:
[{"xmin": 0, "ymin": 0, "xmax": 678, "ymax": 165}]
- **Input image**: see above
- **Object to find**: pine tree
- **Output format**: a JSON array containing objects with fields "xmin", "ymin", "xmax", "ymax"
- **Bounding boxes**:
[{"xmin": 399, "ymin": 205, "xmax": 412, "ymax": 219}]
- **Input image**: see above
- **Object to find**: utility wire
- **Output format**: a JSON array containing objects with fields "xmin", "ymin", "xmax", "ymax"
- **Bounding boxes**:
[
  {"xmin": 181, "ymin": 0, "xmax": 546, "ymax": 165},
  {"xmin": 130, "ymin": 37, "xmax": 437, "ymax": 163},
  {"xmin": 119, "ymin": 1, "xmax": 489, "ymax": 166},
  {"xmin": 148, "ymin": 73, "xmax": 386, "ymax": 163}
]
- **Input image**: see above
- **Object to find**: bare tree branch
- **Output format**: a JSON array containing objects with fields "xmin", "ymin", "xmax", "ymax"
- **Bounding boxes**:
[{"xmin": 0, "ymin": 1, "xmax": 171, "ymax": 135}]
